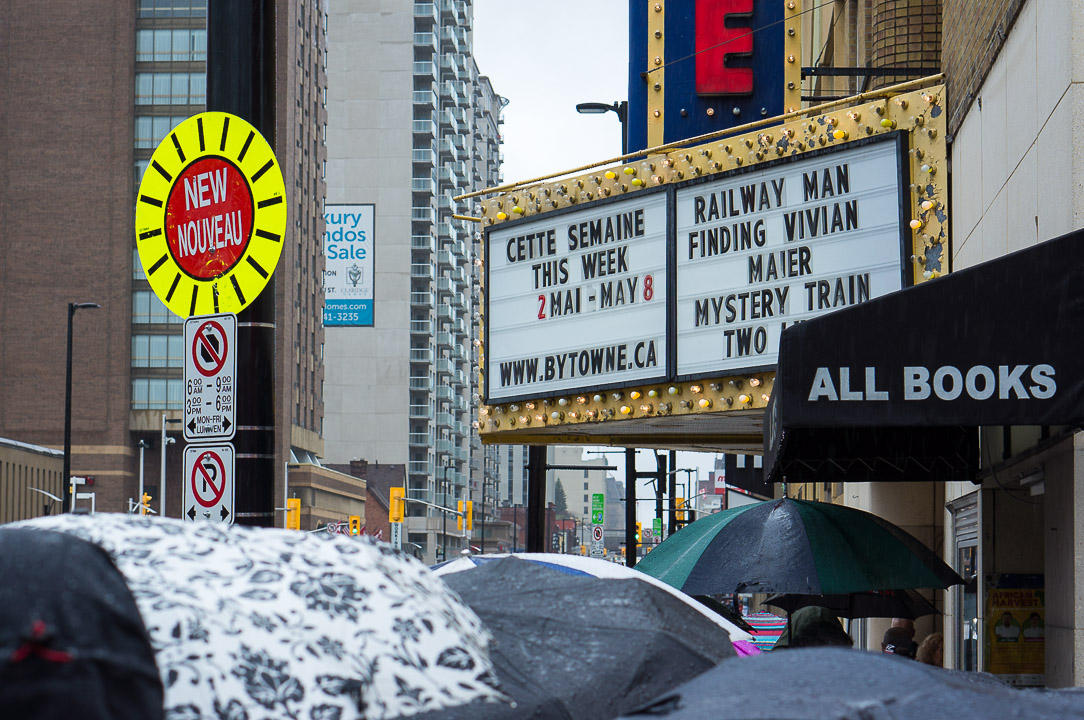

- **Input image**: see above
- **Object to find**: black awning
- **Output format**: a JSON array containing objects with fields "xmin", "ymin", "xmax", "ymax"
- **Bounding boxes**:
[{"xmin": 765, "ymin": 227, "xmax": 1084, "ymax": 483}]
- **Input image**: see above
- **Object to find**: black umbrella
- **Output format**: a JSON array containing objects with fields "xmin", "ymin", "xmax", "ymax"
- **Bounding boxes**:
[
  {"xmin": 765, "ymin": 589, "xmax": 939, "ymax": 619},
  {"xmin": 618, "ymin": 647, "xmax": 1084, "ymax": 719},
  {"xmin": 0, "ymin": 527, "xmax": 163, "ymax": 719},
  {"xmin": 434, "ymin": 556, "xmax": 736, "ymax": 720}
]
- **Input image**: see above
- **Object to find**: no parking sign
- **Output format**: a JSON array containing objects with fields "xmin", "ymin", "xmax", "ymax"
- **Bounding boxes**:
[{"xmin": 183, "ymin": 444, "xmax": 235, "ymax": 524}]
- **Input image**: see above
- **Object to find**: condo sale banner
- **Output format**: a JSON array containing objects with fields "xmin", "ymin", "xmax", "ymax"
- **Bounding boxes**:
[{"xmin": 323, "ymin": 204, "xmax": 374, "ymax": 326}]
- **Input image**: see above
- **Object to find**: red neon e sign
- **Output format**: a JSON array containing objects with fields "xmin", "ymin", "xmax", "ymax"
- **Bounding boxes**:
[{"xmin": 695, "ymin": 0, "xmax": 754, "ymax": 95}]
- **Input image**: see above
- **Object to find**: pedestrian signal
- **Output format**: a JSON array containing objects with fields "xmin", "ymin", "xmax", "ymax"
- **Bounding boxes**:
[
  {"xmin": 348, "ymin": 515, "xmax": 361, "ymax": 536},
  {"xmin": 389, "ymin": 486, "xmax": 405, "ymax": 523},
  {"xmin": 285, "ymin": 497, "xmax": 301, "ymax": 530}
]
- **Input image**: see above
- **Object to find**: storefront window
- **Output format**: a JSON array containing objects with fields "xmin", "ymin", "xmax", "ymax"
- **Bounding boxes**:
[
  {"xmin": 951, "ymin": 493, "xmax": 980, "ymax": 672},
  {"xmin": 957, "ymin": 545, "xmax": 979, "ymax": 671}
]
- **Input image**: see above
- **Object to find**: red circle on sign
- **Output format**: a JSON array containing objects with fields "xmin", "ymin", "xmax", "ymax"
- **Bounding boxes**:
[
  {"xmin": 592, "ymin": 526, "xmax": 604, "ymax": 542},
  {"xmin": 191, "ymin": 320, "xmax": 229, "ymax": 378},
  {"xmin": 192, "ymin": 450, "xmax": 227, "ymax": 508},
  {"xmin": 165, "ymin": 156, "xmax": 254, "ymax": 279}
]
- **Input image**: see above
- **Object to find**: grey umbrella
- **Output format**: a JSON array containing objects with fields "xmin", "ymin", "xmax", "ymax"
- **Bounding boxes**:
[
  {"xmin": 432, "ymin": 556, "xmax": 736, "ymax": 720},
  {"xmin": 618, "ymin": 647, "xmax": 1084, "ymax": 719}
]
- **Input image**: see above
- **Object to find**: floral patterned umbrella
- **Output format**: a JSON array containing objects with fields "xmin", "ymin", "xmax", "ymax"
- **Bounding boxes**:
[{"xmin": 14, "ymin": 514, "xmax": 507, "ymax": 720}]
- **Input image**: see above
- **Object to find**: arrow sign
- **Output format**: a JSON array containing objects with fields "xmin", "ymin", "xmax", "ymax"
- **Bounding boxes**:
[{"xmin": 183, "ymin": 443, "xmax": 234, "ymax": 525}]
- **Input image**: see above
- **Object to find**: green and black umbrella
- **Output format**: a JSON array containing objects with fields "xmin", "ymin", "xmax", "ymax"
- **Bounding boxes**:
[{"xmin": 636, "ymin": 498, "xmax": 961, "ymax": 596}]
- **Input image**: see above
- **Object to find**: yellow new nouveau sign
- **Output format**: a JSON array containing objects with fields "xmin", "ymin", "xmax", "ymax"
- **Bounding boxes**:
[{"xmin": 135, "ymin": 112, "xmax": 286, "ymax": 318}]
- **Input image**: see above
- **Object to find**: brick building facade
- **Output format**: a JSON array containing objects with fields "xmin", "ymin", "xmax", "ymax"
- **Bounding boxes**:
[{"xmin": 0, "ymin": 0, "xmax": 327, "ymax": 520}]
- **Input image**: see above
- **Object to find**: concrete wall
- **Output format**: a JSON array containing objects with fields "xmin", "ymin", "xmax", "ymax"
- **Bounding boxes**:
[
  {"xmin": 0, "ymin": 440, "xmax": 64, "ymax": 522},
  {"xmin": 1041, "ymin": 437, "xmax": 1083, "ymax": 686},
  {"xmin": 845, "ymin": 481, "xmax": 944, "ymax": 651},
  {"xmin": 323, "ymin": 2, "xmax": 414, "ymax": 465},
  {"xmin": 947, "ymin": 0, "xmax": 1084, "ymax": 684}
]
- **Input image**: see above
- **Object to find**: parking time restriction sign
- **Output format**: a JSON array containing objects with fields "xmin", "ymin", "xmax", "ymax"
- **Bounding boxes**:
[{"xmin": 184, "ymin": 313, "xmax": 236, "ymax": 442}]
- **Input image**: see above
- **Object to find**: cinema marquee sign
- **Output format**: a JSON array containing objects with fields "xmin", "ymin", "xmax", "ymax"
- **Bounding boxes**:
[{"xmin": 484, "ymin": 133, "xmax": 911, "ymax": 403}]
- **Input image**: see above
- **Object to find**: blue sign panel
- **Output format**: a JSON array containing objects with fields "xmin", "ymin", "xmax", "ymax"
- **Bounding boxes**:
[
  {"xmin": 628, "ymin": 0, "xmax": 784, "ymax": 152},
  {"xmin": 323, "ymin": 204, "xmax": 375, "ymax": 327}
]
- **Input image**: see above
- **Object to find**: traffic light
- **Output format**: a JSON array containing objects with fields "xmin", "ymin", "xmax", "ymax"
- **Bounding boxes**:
[
  {"xmin": 348, "ymin": 515, "xmax": 361, "ymax": 536},
  {"xmin": 140, "ymin": 493, "xmax": 152, "ymax": 515},
  {"xmin": 635, "ymin": 521, "xmax": 642, "ymax": 544},
  {"xmin": 464, "ymin": 500, "xmax": 473, "ymax": 531},
  {"xmin": 676, "ymin": 497, "xmax": 686, "ymax": 523},
  {"xmin": 285, "ymin": 498, "xmax": 301, "ymax": 530},
  {"xmin": 389, "ymin": 486, "xmax": 405, "ymax": 523}
]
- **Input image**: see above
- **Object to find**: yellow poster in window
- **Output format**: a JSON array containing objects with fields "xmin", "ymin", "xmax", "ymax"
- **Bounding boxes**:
[{"xmin": 986, "ymin": 588, "xmax": 1044, "ymax": 686}]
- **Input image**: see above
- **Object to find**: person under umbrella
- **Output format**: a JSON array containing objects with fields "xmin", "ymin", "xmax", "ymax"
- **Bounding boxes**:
[
  {"xmin": 10, "ymin": 514, "xmax": 508, "ymax": 719},
  {"xmin": 617, "ymin": 647, "xmax": 1084, "ymax": 719},
  {"xmin": 0, "ymin": 527, "xmax": 163, "ymax": 719},
  {"xmin": 772, "ymin": 606, "xmax": 853, "ymax": 650},
  {"xmin": 882, "ymin": 626, "xmax": 918, "ymax": 658},
  {"xmin": 429, "ymin": 556, "xmax": 737, "ymax": 719}
]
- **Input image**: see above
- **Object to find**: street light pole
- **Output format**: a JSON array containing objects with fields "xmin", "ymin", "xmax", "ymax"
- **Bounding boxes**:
[
  {"xmin": 137, "ymin": 439, "xmax": 147, "ymax": 512},
  {"xmin": 480, "ymin": 473, "xmax": 488, "ymax": 554},
  {"xmin": 441, "ymin": 463, "xmax": 450, "ymax": 562},
  {"xmin": 160, "ymin": 414, "xmax": 178, "ymax": 517},
  {"xmin": 63, "ymin": 302, "xmax": 100, "ymax": 512},
  {"xmin": 575, "ymin": 100, "xmax": 628, "ymax": 154}
]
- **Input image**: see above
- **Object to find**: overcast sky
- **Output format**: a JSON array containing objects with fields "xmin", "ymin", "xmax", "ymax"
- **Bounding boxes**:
[
  {"xmin": 473, "ymin": 0, "xmax": 629, "ymax": 183},
  {"xmin": 472, "ymin": 3, "xmax": 727, "ymax": 509}
]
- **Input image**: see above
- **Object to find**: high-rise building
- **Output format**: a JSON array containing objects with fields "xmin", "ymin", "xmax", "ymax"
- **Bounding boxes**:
[
  {"xmin": 0, "ymin": 0, "xmax": 327, "ymax": 517},
  {"xmin": 323, "ymin": 0, "xmax": 502, "ymax": 562}
]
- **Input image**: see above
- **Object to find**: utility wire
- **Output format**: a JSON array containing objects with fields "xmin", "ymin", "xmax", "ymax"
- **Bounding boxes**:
[{"xmin": 643, "ymin": 0, "xmax": 838, "ymax": 77}]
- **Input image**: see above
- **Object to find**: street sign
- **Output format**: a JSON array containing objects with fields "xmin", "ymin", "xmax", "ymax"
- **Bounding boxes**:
[
  {"xmin": 652, "ymin": 517, "xmax": 663, "ymax": 539},
  {"xmin": 135, "ymin": 112, "xmax": 287, "ymax": 318},
  {"xmin": 183, "ymin": 444, "xmax": 234, "ymax": 524},
  {"xmin": 591, "ymin": 493, "xmax": 605, "ymax": 525},
  {"xmin": 184, "ymin": 313, "xmax": 236, "ymax": 441},
  {"xmin": 591, "ymin": 524, "xmax": 605, "ymax": 558},
  {"xmin": 390, "ymin": 521, "xmax": 402, "ymax": 550}
]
